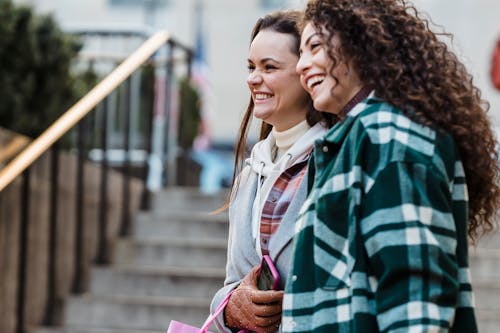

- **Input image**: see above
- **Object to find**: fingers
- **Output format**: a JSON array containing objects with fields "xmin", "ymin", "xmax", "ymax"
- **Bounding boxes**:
[
  {"xmin": 253, "ymin": 313, "xmax": 282, "ymax": 333},
  {"xmin": 241, "ymin": 265, "xmax": 261, "ymax": 287},
  {"xmin": 224, "ymin": 285, "xmax": 284, "ymax": 332},
  {"xmin": 251, "ymin": 289, "xmax": 284, "ymax": 304},
  {"xmin": 253, "ymin": 301, "xmax": 283, "ymax": 317}
]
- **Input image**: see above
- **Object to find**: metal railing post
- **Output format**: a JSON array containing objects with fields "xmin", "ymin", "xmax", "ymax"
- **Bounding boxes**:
[
  {"xmin": 44, "ymin": 142, "xmax": 60, "ymax": 324},
  {"xmin": 120, "ymin": 78, "xmax": 132, "ymax": 236},
  {"xmin": 163, "ymin": 40, "xmax": 175, "ymax": 186},
  {"xmin": 72, "ymin": 118, "xmax": 88, "ymax": 293},
  {"xmin": 186, "ymin": 49, "xmax": 193, "ymax": 81},
  {"xmin": 140, "ymin": 65, "xmax": 155, "ymax": 210},
  {"xmin": 96, "ymin": 98, "xmax": 110, "ymax": 264}
]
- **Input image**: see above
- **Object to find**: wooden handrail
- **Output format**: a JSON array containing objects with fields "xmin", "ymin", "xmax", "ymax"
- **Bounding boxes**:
[{"xmin": 0, "ymin": 30, "xmax": 170, "ymax": 192}]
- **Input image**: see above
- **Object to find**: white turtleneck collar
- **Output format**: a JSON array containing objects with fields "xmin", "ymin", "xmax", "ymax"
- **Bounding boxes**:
[{"xmin": 272, "ymin": 120, "xmax": 310, "ymax": 161}]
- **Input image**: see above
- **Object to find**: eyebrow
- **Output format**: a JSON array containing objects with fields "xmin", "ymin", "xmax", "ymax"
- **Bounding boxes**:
[
  {"xmin": 247, "ymin": 57, "xmax": 281, "ymax": 64},
  {"xmin": 303, "ymin": 32, "xmax": 321, "ymax": 48}
]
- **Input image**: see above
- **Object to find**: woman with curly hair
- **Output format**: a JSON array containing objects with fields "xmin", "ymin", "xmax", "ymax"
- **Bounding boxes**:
[{"xmin": 282, "ymin": 0, "xmax": 500, "ymax": 332}]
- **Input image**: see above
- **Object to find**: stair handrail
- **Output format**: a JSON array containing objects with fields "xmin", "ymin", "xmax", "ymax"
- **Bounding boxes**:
[{"xmin": 0, "ymin": 30, "xmax": 170, "ymax": 192}]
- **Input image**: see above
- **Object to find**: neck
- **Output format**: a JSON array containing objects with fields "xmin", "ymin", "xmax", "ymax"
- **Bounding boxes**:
[
  {"xmin": 337, "ymin": 85, "xmax": 373, "ymax": 119},
  {"xmin": 272, "ymin": 119, "xmax": 310, "ymax": 161}
]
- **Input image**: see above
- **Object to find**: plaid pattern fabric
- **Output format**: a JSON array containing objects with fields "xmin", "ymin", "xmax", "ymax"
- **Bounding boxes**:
[
  {"xmin": 260, "ymin": 160, "xmax": 309, "ymax": 256},
  {"xmin": 282, "ymin": 95, "xmax": 478, "ymax": 332}
]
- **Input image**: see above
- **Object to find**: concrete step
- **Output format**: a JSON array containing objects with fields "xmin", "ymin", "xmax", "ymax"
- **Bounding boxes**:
[
  {"xmin": 475, "ymin": 229, "xmax": 500, "ymax": 249},
  {"xmin": 89, "ymin": 265, "xmax": 225, "ymax": 299},
  {"xmin": 470, "ymin": 248, "xmax": 500, "ymax": 280},
  {"xmin": 152, "ymin": 187, "xmax": 228, "ymax": 214},
  {"xmin": 472, "ymin": 278, "xmax": 500, "ymax": 310},
  {"xmin": 136, "ymin": 209, "xmax": 229, "ymax": 223},
  {"xmin": 476, "ymin": 309, "xmax": 500, "ymax": 333},
  {"xmin": 33, "ymin": 327, "xmax": 163, "ymax": 333},
  {"xmin": 134, "ymin": 213, "xmax": 228, "ymax": 241},
  {"xmin": 114, "ymin": 237, "xmax": 227, "ymax": 268},
  {"xmin": 64, "ymin": 294, "xmax": 213, "ymax": 331}
]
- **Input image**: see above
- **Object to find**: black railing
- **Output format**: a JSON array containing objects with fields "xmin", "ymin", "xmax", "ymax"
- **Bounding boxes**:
[
  {"xmin": 0, "ymin": 31, "xmax": 193, "ymax": 333},
  {"xmin": 96, "ymin": 98, "xmax": 110, "ymax": 265}
]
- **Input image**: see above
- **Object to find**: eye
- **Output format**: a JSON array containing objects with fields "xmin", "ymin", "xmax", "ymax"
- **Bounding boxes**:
[
  {"xmin": 265, "ymin": 64, "xmax": 277, "ymax": 71},
  {"xmin": 247, "ymin": 64, "xmax": 255, "ymax": 73},
  {"xmin": 310, "ymin": 41, "xmax": 322, "ymax": 51}
]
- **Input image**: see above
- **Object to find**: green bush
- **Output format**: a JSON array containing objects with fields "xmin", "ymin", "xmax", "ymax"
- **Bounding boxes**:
[
  {"xmin": 0, "ymin": 0, "xmax": 90, "ymax": 138},
  {"xmin": 177, "ymin": 77, "xmax": 201, "ymax": 150}
]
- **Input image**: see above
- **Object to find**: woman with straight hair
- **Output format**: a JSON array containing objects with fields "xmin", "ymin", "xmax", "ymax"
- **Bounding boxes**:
[{"xmin": 210, "ymin": 10, "xmax": 333, "ymax": 333}]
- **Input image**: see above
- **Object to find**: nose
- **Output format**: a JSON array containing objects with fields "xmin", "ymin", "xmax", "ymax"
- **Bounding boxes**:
[
  {"xmin": 296, "ymin": 53, "xmax": 310, "ymax": 75},
  {"xmin": 247, "ymin": 71, "xmax": 262, "ymax": 86}
]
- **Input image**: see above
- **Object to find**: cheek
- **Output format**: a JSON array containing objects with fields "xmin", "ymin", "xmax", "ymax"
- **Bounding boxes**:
[
  {"xmin": 325, "ymin": 75, "xmax": 339, "ymax": 92},
  {"xmin": 299, "ymin": 76, "xmax": 308, "ymax": 91}
]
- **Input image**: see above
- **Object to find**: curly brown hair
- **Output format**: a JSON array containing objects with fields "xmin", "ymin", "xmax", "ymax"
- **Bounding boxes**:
[{"xmin": 304, "ymin": 0, "xmax": 500, "ymax": 240}]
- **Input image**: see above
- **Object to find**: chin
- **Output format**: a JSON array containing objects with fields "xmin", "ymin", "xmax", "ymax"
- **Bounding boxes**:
[
  {"xmin": 253, "ymin": 111, "xmax": 271, "ymax": 121},
  {"xmin": 312, "ymin": 99, "xmax": 328, "ymax": 113}
]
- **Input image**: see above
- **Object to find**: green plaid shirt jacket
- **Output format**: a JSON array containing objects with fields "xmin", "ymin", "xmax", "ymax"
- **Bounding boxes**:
[{"xmin": 282, "ymin": 94, "xmax": 477, "ymax": 332}]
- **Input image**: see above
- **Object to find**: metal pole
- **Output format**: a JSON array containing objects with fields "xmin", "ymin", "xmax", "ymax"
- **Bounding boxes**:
[
  {"xmin": 163, "ymin": 40, "xmax": 176, "ymax": 186},
  {"xmin": 44, "ymin": 142, "xmax": 60, "ymax": 324},
  {"xmin": 140, "ymin": 65, "xmax": 155, "ymax": 210},
  {"xmin": 120, "ymin": 79, "xmax": 132, "ymax": 236},
  {"xmin": 96, "ymin": 98, "xmax": 110, "ymax": 264},
  {"xmin": 72, "ymin": 118, "xmax": 87, "ymax": 293}
]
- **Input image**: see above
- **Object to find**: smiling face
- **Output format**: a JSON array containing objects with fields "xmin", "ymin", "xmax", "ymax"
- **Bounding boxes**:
[
  {"xmin": 247, "ymin": 29, "xmax": 310, "ymax": 131},
  {"xmin": 297, "ymin": 23, "xmax": 363, "ymax": 115}
]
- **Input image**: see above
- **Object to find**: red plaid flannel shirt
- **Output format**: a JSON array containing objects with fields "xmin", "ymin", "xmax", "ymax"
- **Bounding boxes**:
[{"xmin": 259, "ymin": 158, "xmax": 309, "ymax": 255}]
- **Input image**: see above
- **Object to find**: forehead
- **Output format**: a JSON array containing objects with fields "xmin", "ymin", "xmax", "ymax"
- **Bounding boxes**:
[
  {"xmin": 300, "ymin": 23, "xmax": 318, "ymax": 45},
  {"xmin": 248, "ymin": 30, "xmax": 297, "ymax": 61}
]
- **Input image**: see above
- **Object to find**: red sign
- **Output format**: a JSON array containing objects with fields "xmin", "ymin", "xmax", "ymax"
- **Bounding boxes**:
[{"xmin": 492, "ymin": 37, "xmax": 500, "ymax": 90}]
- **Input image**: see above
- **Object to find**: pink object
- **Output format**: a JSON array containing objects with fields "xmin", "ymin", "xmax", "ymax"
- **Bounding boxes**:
[
  {"xmin": 166, "ymin": 320, "xmax": 214, "ymax": 333},
  {"xmin": 167, "ymin": 290, "xmax": 240, "ymax": 333}
]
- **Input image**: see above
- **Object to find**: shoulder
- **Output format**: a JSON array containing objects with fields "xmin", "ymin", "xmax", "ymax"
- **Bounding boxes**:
[
  {"xmin": 356, "ymin": 101, "xmax": 459, "ymax": 183},
  {"xmin": 354, "ymin": 100, "xmax": 439, "ymax": 161}
]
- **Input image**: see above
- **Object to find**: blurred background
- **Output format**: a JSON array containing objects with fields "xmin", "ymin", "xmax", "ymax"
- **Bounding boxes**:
[
  {"xmin": 7, "ymin": 0, "xmax": 500, "ymax": 193},
  {"xmin": 14, "ymin": 0, "xmax": 500, "ymax": 141}
]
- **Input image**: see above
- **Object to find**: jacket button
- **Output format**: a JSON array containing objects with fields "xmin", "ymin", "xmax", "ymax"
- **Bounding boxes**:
[{"xmin": 322, "ymin": 145, "xmax": 329, "ymax": 153}]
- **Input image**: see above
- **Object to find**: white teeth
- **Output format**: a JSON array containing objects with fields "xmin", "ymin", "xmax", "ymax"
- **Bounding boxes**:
[
  {"xmin": 307, "ymin": 75, "xmax": 325, "ymax": 89},
  {"xmin": 255, "ymin": 93, "xmax": 273, "ymax": 100}
]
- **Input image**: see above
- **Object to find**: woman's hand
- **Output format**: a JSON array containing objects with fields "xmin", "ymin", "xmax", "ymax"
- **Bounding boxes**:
[{"xmin": 224, "ymin": 265, "xmax": 284, "ymax": 333}]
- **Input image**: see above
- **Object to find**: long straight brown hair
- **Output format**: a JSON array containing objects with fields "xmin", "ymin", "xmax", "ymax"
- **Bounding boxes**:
[{"xmin": 220, "ymin": 10, "xmax": 334, "ymax": 210}]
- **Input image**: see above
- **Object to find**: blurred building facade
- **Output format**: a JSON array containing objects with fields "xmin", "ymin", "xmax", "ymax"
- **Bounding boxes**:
[{"xmin": 13, "ymin": 0, "xmax": 500, "ymax": 142}]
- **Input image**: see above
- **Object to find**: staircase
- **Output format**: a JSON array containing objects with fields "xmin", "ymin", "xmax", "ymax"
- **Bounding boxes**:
[
  {"xmin": 34, "ymin": 187, "xmax": 229, "ymax": 333},
  {"xmin": 31, "ymin": 186, "xmax": 500, "ymax": 333},
  {"xmin": 470, "ymin": 228, "xmax": 500, "ymax": 333}
]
